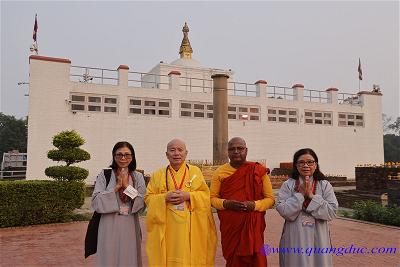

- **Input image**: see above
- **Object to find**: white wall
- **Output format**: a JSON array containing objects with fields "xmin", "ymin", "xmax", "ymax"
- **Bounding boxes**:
[{"xmin": 27, "ymin": 56, "xmax": 384, "ymax": 184}]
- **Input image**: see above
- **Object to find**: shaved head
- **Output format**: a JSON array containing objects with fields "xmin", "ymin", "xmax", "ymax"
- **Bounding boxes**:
[
  {"xmin": 228, "ymin": 137, "xmax": 246, "ymax": 147},
  {"xmin": 228, "ymin": 137, "xmax": 247, "ymax": 168},
  {"xmin": 167, "ymin": 138, "xmax": 187, "ymax": 151},
  {"xmin": 166, "ymin": 139, "xmax": 188, "ymax": 170}
]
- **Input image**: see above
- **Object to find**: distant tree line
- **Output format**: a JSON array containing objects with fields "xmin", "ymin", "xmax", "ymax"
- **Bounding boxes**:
[
  {"xmin": 0, "ymin": 113, "xmax": 27, "ymax": 159},
  {"xmin": 0, "ymin": 112, "xmax": 399, "ymax": 164},
  {"xmin": 383, "ymin": 115, "xmax": 400, "ymax": 162}
]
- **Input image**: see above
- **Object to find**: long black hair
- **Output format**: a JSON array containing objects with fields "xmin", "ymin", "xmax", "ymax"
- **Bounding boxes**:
[
  {"xmin": 110, "ymin": 141, "xmax": 137, "ymax": 172},
  {"xmin": 291, "ymin": 148, "xmax": 325, "ymax": 181}
]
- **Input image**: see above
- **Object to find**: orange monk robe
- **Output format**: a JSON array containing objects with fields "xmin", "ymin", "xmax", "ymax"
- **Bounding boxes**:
[
  {"xmin": 210, "ymin": 162, "xmax": 275, "ymax": 211},
  {"xmin": 210, "ymin": 162, "xmax": 275, "ymax": 267},
  {"xmin": 145, "ymin": 163, "xmax": 217, "ymax": 267}
]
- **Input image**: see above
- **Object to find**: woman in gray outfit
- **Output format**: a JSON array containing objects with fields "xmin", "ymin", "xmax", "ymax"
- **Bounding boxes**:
[
  {"xmin": 276, "ymin": 148, "xmax": 338, "ymax": 267},
  {"xmin": 91, "ymin": 141, "xmax": 145, "ymax": 267}
]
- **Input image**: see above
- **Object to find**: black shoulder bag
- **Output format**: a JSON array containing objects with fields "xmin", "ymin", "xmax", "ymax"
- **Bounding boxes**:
[{"xmin": 84, "ymin": 169, "xmax": 112, "ymax": 258}]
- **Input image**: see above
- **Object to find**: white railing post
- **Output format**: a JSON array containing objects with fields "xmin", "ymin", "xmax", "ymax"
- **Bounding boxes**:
[
  {"xmin": 168, "ymin": 71, "xmax": 181, "ymax": 91},
  {"xmin": 117, "ymin": 65, "xmax": 129, "ymax": 87},
  {"xmin": 292, "ymin": 83, "xmax": 304, "ymax": 102},
  {"xmin": 326, "ymin": 87, "xmax": 339, "ymax": 105},
  {"xmin": 254, "ymin": 80, "xmax": 267, "ymax": 98}
]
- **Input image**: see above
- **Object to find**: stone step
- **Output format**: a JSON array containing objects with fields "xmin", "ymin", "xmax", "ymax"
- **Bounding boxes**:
[
  {"xmin": 326, "ymin": 176, "xmax": 347, "ymax": 182},
  {"xmin": 335, "ymin": 189, "xmax": 383, "ymax": 208},
  {"xmin": 330, "ymin": 180, "xmax": 356, "ymax": 187}
]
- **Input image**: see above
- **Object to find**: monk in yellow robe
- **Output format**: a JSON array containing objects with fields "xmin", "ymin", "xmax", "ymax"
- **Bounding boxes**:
[
  {"xmin": 210, "ymin": 137, "xmax": 275, "ymax": 267},
  {"xmin": 145, "ymin": 138, "xmax": 217, "ymax": 266}
]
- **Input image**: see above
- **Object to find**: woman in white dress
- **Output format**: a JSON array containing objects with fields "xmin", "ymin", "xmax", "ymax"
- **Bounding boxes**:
[
  {"xmin": 276, "ymin": 148, "xmax": 338, "ymax": 267},
  {"xmin": 92, "ymin": 141, "xmax": 146, "ymax": 267}
]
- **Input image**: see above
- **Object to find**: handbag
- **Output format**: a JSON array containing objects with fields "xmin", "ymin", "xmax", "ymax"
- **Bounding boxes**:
[{"xmin": 84, "ymin": 169, "xmax": 112, "ymax": 258}]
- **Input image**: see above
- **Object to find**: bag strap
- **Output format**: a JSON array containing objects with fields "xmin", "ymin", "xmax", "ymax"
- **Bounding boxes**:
[
  {"xmin": 103, "ymin": 169, "xmax": 112, "ymax": 187},
  {"xmin": 85, "ymin": 169, "xmax": 112, "ymax": 259}
]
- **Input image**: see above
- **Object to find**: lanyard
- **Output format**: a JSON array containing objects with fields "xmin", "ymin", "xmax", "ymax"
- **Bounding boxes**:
[{"xmin": 166, "ymin": 165, "xmax": 188, "ymax": 191}]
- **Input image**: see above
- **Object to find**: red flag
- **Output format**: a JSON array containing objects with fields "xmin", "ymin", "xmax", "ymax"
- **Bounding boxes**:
[
  {"xmin": 358, "ymin": 58, "xmax": 362, "ymax": 80},
  {"xmin": 33, "ymin": 14, "xmax": 38, "ymax": 42}
]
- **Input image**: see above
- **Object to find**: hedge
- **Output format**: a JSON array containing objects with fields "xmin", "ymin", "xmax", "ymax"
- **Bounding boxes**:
[
  {"xmin": 0, "ymin": 180, "xmax": 85, "ymax": 227},
  {"xmin": 352, "ymin": 200, "xmax": 400, "ymax": 227}
]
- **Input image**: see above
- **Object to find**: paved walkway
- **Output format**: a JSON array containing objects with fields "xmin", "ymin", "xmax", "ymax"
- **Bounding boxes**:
[{"xmin": 1, "ymin": 210, "xmax": 399, "ymax": 267}]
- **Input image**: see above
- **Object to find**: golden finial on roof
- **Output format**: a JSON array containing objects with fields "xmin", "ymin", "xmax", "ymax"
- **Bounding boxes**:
[{"xmin": 179, "ymin": 22, "xmax": 193, "ymax": 59}]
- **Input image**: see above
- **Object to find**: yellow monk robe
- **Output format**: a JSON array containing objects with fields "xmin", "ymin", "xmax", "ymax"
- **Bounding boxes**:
[
  {"xmin": 145, "ymin": 162, "xmax": 217, "ymax": 267},
  {"xmin": 210, "ymin": 163, "xmax": 275, "ymax": 211}
]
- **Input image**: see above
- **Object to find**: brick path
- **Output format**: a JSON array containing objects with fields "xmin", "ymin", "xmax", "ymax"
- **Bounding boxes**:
[{"xmin": 1, "ymin": 210, "xmax": 399, "ymax": 267}]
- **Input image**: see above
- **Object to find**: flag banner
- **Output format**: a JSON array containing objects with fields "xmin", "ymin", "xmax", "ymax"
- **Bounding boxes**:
[
  {"xmin": 33, "ymin": 14, "xmax": 38, "ymax": 42},
  {"xmin": 358, "ymin": 58, "xmax": 363, "ymax": 81}
]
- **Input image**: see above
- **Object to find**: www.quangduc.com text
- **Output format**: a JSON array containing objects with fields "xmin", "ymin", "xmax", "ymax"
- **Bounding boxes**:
[{"xmin": 261, "ymin": 244, "xmax": 398, "ymax": 256}]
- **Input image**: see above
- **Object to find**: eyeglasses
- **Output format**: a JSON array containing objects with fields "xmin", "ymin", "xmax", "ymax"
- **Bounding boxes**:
[
  {"xmin": 114, "ymin": 153, "xmax": 132, "ymax": 159},
  {"xmin": 296, "ymin": 160, "xmax": 316, "ymax": 167},
  {"xmin": 228, "ymin": 146, "xmax": 246, "ymax": 152}
]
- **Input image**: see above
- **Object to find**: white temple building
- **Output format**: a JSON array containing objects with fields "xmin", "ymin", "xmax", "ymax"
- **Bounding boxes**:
[{"xmin": 26, "ymin": 23, "xmax": 384, "ymax": 184}]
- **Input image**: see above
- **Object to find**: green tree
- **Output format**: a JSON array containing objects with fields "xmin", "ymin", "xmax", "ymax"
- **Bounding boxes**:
[
  {"xmin": 388, "ymin": 117, "xmax": 400, "ymax": 135},
  {"xmin": 384, "ymin": 134, "xmax": 400, "ymax": 162},
  {"xmin": 45, "ymin": 130, "xmax": 90, "ymax": 181},
  {"xmin": 383, "ymin": 115, "xmax": 400, "ymax": 162},
  {"xmin": 0, "ymin": 113, "xmax": 27, "ymax": 158}
]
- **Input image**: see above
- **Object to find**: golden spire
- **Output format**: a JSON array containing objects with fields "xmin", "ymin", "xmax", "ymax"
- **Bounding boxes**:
[{"xmin": 179, "ymin": 22, "xmax": 193, "ymax": 59}]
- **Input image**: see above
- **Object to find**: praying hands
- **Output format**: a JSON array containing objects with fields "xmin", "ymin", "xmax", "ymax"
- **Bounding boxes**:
[
  {"xmin": 115, "ymin": 168, "xmax": 129, "ymax": 192},
  {"xmin": 223, "ymin": 199, "xmax": 255, "ymax": 212},
  {"xmin": 165, "ymin": 190, "xmax": 190, "ymax": 204},
  {"xmin": 298, "ymin": 176, "xmax": 314, "ymax": 200}
]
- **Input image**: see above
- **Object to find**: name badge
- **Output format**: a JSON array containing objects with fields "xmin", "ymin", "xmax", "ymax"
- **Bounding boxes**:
[
  {"xmin": 174, "ymin": 203, "xmax": 185, "ymax": 211},
  {"xmin": 301, "ymin": 213, "xmax": 315, "ymax": 227},
  {"xmin": 119, "ymin": 203, "xmax": 130, "ymax": 216}
]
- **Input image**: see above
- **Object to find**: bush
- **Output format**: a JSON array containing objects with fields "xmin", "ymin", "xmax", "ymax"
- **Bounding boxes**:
[
  {"xmin": 352, "ymin": 200, "xmax": 400, "ymax": 227},
  {"xmin": 0, "ymin": 180, "xmax": 85, "ymax": 227},
  {"xmin": 47, "ymin": 148, "xmax": 90, "ymax": 165},
  {"xmin": 45, "ymin": 130, "xmax": 90, "ymax": 181},
  {"xmin": 53, "ymin": 130, "xmax": 85, "ymax": 149},
  {"xmin": 45, "ymin": 166, "xmax": 89, "ymax": 181}
]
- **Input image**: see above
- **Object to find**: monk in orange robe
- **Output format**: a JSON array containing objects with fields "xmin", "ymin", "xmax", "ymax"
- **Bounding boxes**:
[{"xmin": 210, "ymin": 137, "xmax": 275, "ymax": 267}]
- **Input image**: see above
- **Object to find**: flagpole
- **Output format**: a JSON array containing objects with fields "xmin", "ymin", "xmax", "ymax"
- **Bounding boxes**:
[
  {"xmin": 358, "ymin": 58, "xmax": 362, "ymax": 92},
  {"xmin": 35, "ymin": 39, "xmax": 38, "ymax": 55}
]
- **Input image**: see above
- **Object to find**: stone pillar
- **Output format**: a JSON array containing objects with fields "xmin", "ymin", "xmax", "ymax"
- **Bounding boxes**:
[
  {"xmin": 292, "ymin": 83, "xmax": 304, "ymax": 101},
  {"xmin": 326, "ymin": 87, "xmax": 338, "ymax": 104},
  {"xmin": 117, "ymin": 65, "xmax": 129, "ymax": 87},
  {"xmin": 212, "ymin": 74, "xmax": 229, "ymax": 164},
  {"xmin": 357, "ymin": 91, "xmax": 384, "ymax": 160},
  {"xmin": 168, "ymin": 71, "xmax": 181, "ymax": 90},
  {"xmin": 255, "ymin": 80, "xmax": 267, "ymax": 98}
]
